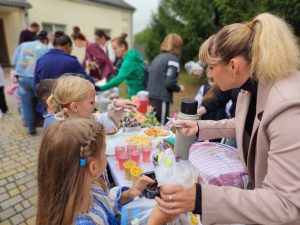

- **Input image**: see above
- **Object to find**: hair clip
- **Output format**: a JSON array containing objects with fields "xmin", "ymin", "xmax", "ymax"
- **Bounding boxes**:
[{"xmin": 80, "ymin": 158, "xmax": 87, "ymax": 167}]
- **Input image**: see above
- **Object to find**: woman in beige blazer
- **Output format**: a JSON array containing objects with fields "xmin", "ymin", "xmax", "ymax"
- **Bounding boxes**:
[{"xmin": 154, "ymin": 13, "xmax": 300, "ymax": 225}]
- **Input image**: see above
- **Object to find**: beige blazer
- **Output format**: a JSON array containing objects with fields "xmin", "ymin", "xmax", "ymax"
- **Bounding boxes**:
[{"xmin": 197, "ymin": 71, "xmax": 300, "ymax": 225}]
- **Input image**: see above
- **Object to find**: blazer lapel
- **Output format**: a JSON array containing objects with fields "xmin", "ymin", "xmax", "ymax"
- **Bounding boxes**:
[
  {"xmin": 235, "ymin": 90, "xmax": 251, "ymax": 168},
  {"xmin": 247, "ymin": 81, "xmax": 274, "ymax": 182}
]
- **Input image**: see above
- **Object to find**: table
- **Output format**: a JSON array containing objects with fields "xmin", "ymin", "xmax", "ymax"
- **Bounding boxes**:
[
  {"xmin": 105, "ymin": 128, "xmax": 169, "ymax": 187},
  {"xmin": 107, "ymin": 155, "xmax": 156, "ymax": 187}
]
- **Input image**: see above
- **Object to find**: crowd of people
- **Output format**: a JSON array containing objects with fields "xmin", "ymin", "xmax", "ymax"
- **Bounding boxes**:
[{"xmin": 1, "ymin": 11, "xmax": 300, "ymax": 224}]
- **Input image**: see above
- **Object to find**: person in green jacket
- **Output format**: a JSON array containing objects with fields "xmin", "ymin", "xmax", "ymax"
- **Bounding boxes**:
[{"xmin": 96, "ymin": 33, "xmax": 145, "ymax": 99}]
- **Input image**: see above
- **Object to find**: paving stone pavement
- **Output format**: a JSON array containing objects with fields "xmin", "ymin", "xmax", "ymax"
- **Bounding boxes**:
[{"xmin": 1, "ymin": 68, "xmax": 42, "ymax": 225}]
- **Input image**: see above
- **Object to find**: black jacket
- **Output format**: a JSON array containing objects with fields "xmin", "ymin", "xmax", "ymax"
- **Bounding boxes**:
[{"xmin": 147, "ymin": 52, "xmax": 181, "ymax": 103}]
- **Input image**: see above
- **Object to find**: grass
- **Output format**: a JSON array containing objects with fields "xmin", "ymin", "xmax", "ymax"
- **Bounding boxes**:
[{"xmin": 119, "ymin": 71, "xmax": 204, "ymax": 115}]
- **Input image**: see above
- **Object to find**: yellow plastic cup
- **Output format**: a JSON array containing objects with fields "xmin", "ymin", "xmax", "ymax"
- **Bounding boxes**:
[
  {"xmin": 124, "ymin": 160, "xmax": 136, "ymax": 180},
  {"xmin": 130, "ymin": 166, "xmax": 143, "ymax": 185}
]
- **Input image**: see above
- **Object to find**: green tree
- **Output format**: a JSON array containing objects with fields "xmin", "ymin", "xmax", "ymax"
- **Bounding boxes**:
[{"xmin": 135, "ymin": 0, "xmax": 300, "ymax": 63}]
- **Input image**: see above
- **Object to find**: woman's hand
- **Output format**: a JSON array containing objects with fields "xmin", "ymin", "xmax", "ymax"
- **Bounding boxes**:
[
  {"xmin": 114, "ymin": 99, "xmax": 136, "ymax": 110},
  {"xmin": 120, "ymin": 176, "xmax": 154, "ymax": 204},
  {"xmin": 155, "ymin": 184, "xmax": 196, "ymax": 215},
  {"xmin": 174, "ymin": 120, "xmax": 199, "ymax": 136}
]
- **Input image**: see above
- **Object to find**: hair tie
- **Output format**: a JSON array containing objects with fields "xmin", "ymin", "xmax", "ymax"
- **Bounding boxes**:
[
  {"xmin": 80, "ymin": 158, "xmax": 87, "ymax": 167},
  {"xmin": 245, "ymin": 22, "xmax": 255, "ymax": 30}
]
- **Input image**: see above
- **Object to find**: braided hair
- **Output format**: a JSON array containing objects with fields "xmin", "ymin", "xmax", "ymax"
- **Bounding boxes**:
[{"xmin": 37, "ymin": 118, "xmax": 105, "ymax": 225}]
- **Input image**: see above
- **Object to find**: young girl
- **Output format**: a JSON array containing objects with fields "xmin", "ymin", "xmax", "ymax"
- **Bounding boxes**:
[
  {"xmin": 37, "ymin": 118, "xmax": 154, "ymax": 225},
  {"xmin": 36, "ymin": 79, "xmax": 58, "ymax": 129},
  {"xmin": 44, "ymin": 75, "xmax": 135, "ymax": 133}
]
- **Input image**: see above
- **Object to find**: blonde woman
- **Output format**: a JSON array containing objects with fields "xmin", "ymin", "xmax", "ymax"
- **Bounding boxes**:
[
  {"xmin": 155, "ymin": 13, "xmax": 300, "ymax": 224},
  {"xmin": 147, "ymin": 33, "xmax": 185, "ymax": 124},
  {"xmin": 45, "ymin": 75, "xmax": 135, "ymax": 133}
]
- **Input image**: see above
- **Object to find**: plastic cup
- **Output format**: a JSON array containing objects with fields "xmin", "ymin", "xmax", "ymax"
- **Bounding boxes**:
[
  {"xmin": 124, "ymin": 160, "xmax": 136, "ymax": 180},
  {"xmin": 130, "ymin": 149, "xmax": 140, "ymax": 165},
  {"xmin": 118, "ymin": 152, "xmax": 129, "ymax": 170},
  {"xmin": 127, "ymin": 144, "xmax": 138, "ymax": 154},
  {"xmin": 115, "ymin": 145, "xmax": 126, "ymax": 160},
  {"xmin": 130, "ymin": 167, "xmax": 143, "ymax": 185},
  {"xmin": 142, "ymin": 146, "xmax": 151, "ymax": 163}
]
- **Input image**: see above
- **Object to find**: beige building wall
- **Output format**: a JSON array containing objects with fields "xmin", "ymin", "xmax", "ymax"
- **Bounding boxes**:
[
  {"xmin": 0, "ymin": 6, "xmax": 25, "ymax": 64},
  {"xmin": 27, "ymin": 0, "xmax": 133, "ymax": 61}
]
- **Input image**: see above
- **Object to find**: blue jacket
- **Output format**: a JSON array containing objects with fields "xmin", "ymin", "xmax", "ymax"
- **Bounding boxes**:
[
  {"xmin": 13, "ymin": 40, "xmax": 49, "ymax": 78},
  {"xmin": 34, "ymin": 48, "xmax": 94, "ymax": 114},
  {"xmin": 34, "ymin": 48, "xmax": 88, "ymax": 85}
]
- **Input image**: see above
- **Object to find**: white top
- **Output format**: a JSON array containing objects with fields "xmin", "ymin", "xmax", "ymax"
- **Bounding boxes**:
[
  {"xmin": 104, "ymin": 40, "xmax": 116, "ymax": 64},
  {"xmin": 0, "ymin": 65, "xmax": 5, "ymax": 87}
]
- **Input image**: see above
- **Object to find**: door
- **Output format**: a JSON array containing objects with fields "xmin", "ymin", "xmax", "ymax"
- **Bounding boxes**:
[{"xmin": 0, "ymin": 19, "xmax": 9, "ymax": 65}]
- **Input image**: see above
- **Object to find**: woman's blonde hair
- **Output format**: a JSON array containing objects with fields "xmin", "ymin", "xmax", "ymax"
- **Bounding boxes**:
[
  {"xmin": 52, "ymin": 75, "xmax": 94, "ymax": 115},
  {"xmin": 160, "ymin": 33, "xmax": 183, "ymax": 57},
  {"xmin": 199, "ymin": 13, "xmax": 300, "ymax": 81},
  {"xmin": 36, "ymin": 118, "xmax": 105, "ymax": 225}
]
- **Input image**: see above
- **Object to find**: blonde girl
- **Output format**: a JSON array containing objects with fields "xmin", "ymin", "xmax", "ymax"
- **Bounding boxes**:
[
  {"xmin": 37, "ymin": 118, "xmax": 153, "ymax": 225},
  {"xmin": 44, "ymin": 74, "xmax": 135, "ymax": 133}
]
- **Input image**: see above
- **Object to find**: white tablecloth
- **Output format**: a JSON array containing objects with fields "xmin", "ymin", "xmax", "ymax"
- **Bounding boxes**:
[{"xmin": 105, "ymin": 128, "xmax": 173, "ymax": 186}]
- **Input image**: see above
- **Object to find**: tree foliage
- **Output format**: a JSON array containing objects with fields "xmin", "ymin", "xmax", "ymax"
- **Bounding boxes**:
[{"xmin": 134, "ymin": 0, "xmax": 300, "ymax": 64}]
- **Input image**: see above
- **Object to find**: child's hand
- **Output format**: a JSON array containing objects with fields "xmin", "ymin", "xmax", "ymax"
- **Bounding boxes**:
[
  {"xmin": 120, "ymin": 176, "xmax": 155, "ymax": 205},
  {"xmin": 147, "ymin": 205, "xmax": 179, "ymax": 225},
  {"xmin": 127, "ymin": 176, "xmax": 155, "ymax": 199},
  {"xmin": 132, "ymin": 175, "xmax": 155, "ymax": 193},
  {"xmin": 197, "ymin": 106, "xmax": 206, "ymax": 116},
  {"xmin": 115, "ymin": 99, "xmax": 136, "ymax": 110}
]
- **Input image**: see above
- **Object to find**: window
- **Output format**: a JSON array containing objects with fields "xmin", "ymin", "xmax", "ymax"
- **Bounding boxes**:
[{"xmin": 42, "ymin": 23, "xmax": 66, "ymax": 33}]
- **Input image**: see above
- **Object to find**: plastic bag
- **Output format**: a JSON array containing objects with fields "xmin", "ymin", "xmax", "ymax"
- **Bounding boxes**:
[
  {"xmin": 155, "ymin": 149, "xmax": 199, "ymax": 189},
  {"xmin": 121, "ymin": 197, "xmax": 199, "ymax": 225},
  {"xmin": 154, "ymin": 149, "xmax": 200, "ymax": 224},
  {"xmin": 189, "ymin": 142, "xmax": 249, "ymax": 189},
  {"xmin": 121, "ymin": 197, "xmax": 156, "ymax": 225}
]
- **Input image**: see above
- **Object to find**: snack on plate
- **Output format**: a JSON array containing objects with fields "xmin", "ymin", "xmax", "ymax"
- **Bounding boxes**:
[
  {"xmin": 121, "ymin": 112, "xmax": 141, "ymax": 127},
  {"xmin": 125, "ymin": 134, "xmax": 151, "ymax": 147},
  {"xmin": 144, "ymin": 127, "xmax": 169, "ymax": 137}
]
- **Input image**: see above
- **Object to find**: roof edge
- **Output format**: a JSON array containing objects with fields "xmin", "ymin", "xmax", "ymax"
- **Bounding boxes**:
[
  {"xmin": 0, "ymin": 1, "xmax": 32, "ymax": 9},
  {"xmin": 86, "ymin": 0, "xmax": 135, "ymax": 11}
]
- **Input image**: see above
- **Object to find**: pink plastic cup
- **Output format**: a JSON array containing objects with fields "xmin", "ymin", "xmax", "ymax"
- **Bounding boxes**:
[
  {"xmin": 115, "ymin": 146, "xmax": 126, "ymax": 160},
  {"xmin": 142, "ymin": 146, "xmax": 151, "ymax": 163},
  {"xmin": 118, "ymin": 152, "xmax": 129, "ymax": 170},
  {"xmin": 127, "ymin": 144, "xmax": 138, "ymax": 154},
  {"xmin": 130, "ymin": 149, "xmax": 140, "ymax": 165}
]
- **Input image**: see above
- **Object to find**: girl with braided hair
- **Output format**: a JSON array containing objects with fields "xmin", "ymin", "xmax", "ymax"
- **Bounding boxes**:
[
  {"xmin": 44, "ymin": 75, "xmax": 135, "ymax": 134},
  {"xmin": 37, "ymin": 118, "xmax": 154, "ymax": 225}
]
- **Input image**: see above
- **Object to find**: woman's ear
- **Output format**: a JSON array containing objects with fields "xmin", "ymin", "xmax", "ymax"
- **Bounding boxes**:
[
  {"xmin": 229, "ymin": 58, "xmax": 239, "ymax": 77},
  {"xmin": 69, "ymin": 102, "xmax": 79, "ymax": 113}
]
